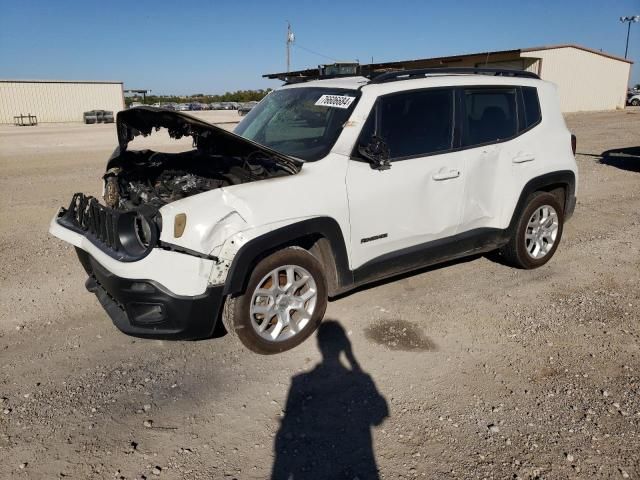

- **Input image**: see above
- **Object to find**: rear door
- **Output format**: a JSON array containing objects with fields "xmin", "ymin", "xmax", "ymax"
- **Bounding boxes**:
[{"xmin": 458, "ymin": 86, "xmax": 540, "ymax": 232}]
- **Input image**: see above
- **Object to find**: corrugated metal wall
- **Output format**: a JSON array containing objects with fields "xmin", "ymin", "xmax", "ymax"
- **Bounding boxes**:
[
  {"xmin": 0, "ymin": 81, "xmax": 124, "ymax": 123},
  {"xmin": 524, "ymin": 47, "xmax": 631, "ymax": 112}
]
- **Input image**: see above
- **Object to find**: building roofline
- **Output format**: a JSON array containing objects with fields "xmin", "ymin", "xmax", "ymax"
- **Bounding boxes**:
[
  {"xmin": 0, "ymin": 79, "xmax": 124, "ymax": 84},
  {"xmin": 264, "ymin": 43, "xmax": 632, "ymax": 80},
  {"xmin": 522, "ymin": 44, "xmax": 633, "ymax": 64},
  {"xmin": 263, "ymin": 48, "xmax": 522, "ymax": 79}
]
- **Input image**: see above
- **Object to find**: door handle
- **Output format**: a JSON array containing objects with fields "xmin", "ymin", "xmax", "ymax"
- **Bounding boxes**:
[
  {"xmin": 432, "ymin": 169, "xmax": 460, "ymax": 181},
  {"xmin": 512, "ymin": 154, "xmax": 535, "ymax": 164}
]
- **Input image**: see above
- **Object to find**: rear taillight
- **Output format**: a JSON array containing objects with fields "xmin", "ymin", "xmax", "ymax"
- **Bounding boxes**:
[{"xmin": 571, "ymin": 134, "xmax": 577, "ymax": 156}]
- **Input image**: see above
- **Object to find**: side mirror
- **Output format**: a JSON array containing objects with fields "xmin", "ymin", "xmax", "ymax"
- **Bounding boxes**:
[{"xmin": 358, "ymin": 135, "xmax": 391, "ymax": 170}]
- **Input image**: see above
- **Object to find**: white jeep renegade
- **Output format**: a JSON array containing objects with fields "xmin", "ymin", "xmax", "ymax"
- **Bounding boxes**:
[{"xmin": 50, "ymin": 68, "xmax": 577, "ymax": 354}]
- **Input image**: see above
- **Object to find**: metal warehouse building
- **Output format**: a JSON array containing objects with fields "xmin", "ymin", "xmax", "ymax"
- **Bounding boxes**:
[
  {"xmin": 0, "ymin": 79, "xmax": 124, "ymax": 124},
  {"xmin": 266, "ymin": 44, "xmax": 633, "ymax": 113}
]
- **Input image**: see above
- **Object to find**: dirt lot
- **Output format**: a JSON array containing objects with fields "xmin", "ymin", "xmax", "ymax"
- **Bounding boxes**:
[{"xmin": 1, "ymin": 108, "xmax": 639, "ymax": 479}]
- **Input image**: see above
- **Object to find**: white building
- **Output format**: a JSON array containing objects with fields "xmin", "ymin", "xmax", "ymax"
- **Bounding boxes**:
[{"xmin": 0, "ymin": 79, "xmax": 124, "ymax": 124}]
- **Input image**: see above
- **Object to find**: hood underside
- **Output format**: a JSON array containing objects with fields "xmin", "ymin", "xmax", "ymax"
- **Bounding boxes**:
[{"xmin": 116, "ymin": 107, "xmax": 302, "ymax": 174}]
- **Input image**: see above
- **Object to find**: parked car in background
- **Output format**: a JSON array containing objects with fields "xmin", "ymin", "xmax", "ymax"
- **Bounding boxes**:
[
  {"xmin": 175, "ymin": 104, "xmax": 190, "ymax": 111},
  {"xmin": 192, "ymin": 102, "xmax": 210, "ymax": 111},
  {"xmin": 83, "ymin": 111, "xmax": 97, "ymax": 124},
  {"xmin": 83, "ymin": 110, "xmax": 114, "ymax": 124},
  {"xmin": 238, "ymin": 101, "xmax": 259, "ymax": 116},
  {"xmin": 102, "ymin": 110, "xmax": 115, "ymax": 123},
  {"xmin": 210, "ymin": 102, "xmax": 223, "ymax": 110}
]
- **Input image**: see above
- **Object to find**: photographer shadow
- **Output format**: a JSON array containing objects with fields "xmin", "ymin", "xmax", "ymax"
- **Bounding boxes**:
[{"xmin": 271, "ymin": 320, "xmax": 388, "ymax": 480}]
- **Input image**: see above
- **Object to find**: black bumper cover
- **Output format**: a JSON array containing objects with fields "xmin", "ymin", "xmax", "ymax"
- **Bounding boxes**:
[{"xmin": 76, "ymin": 248, "xmax": 223, "ymax": 340}]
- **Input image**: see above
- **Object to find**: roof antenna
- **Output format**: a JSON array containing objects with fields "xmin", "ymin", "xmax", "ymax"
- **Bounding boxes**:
[{"xmin": 484, "ymin": 51, "xmax": 490, "ymax": 66}]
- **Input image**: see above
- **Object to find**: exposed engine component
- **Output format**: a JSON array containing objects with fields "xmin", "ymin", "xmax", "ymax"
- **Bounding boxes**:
[
  {"xmin": 104, "ymin": 149, "xmax": 288, "ymax": 209},
  {"xmin": 100, "ymin": 108, "xmax": 302, "ymax": 210}
]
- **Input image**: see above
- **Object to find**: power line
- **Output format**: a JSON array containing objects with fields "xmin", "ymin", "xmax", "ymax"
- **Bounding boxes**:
[{"xmin": 293, "ymin": 43, "xmax": 339, "ymax": 62}]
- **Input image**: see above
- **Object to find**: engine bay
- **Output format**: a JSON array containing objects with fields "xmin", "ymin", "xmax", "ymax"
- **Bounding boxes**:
[
  {"xmin": 104, "ymin": 149, "xmax": 290, "ymax": 209},
  {"xmin": 100, "ymin": 107, "xmax": 303, "ymax": 210}
]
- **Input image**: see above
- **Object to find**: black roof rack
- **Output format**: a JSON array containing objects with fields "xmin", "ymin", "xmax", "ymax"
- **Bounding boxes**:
[
  {"xmin": 282, "ymin": 73, "xmax": 361, "ymax": 85},
  {"xmin": 368, "ymin": 67, "xmax": 539, "ymax": 84}
]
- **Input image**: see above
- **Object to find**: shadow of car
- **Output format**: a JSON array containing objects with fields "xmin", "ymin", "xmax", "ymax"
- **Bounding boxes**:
[{"xmin": 599, "ymin": 146, "xmax": 640, "ymax": 173}]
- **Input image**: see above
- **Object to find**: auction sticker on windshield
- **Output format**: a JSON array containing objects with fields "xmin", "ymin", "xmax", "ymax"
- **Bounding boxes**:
[{"xmin": 314, "ymin": 95, "xmax": 356, "ymax": 109}]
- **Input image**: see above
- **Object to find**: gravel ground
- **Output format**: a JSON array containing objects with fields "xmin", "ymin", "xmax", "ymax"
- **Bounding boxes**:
[{"xmin": 0, "ymin": 108, "xmax": 639, "ymax": 479}]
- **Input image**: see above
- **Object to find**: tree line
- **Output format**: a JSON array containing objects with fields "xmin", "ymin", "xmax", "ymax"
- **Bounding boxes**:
[{"xmin": 125, "ymin": 89, "xmax": 273, "ymax": 106}]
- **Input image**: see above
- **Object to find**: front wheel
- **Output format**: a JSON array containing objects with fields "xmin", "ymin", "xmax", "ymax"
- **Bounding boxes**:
[
  {"xmin": 222, "ymin": 247, "xmax": 328, "ymax": 354},
  {"xmin": 631, "ymin": 98, "xmax": 640, "ymax": 106},
  {"xmin": 500, "ymin": 191, "xmax": 564, "ymax": 269}
]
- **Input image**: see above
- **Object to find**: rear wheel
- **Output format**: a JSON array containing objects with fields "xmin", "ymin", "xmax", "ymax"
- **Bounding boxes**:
[
  {"xmin": 500, "ymin": 191, "xmax": 564, "ymax": 269},
  {"xmin": 222, "ymin": 247, "xmax": 328, "ymax": 354},
  {"xmin": 631, "ymin": 98, "xmax": 640, "ymax": 106}
]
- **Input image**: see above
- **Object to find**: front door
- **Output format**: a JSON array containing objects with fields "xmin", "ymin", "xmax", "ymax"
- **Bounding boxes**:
[{"xmin": 346, "ymin": 87, "xmax": 466, "ymax": 271}]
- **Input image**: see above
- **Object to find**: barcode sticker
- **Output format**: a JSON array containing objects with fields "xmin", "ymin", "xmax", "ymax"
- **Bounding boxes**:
[{"xmin": 314, "ymin": 94, "xmax": 355, "ymax": 109}]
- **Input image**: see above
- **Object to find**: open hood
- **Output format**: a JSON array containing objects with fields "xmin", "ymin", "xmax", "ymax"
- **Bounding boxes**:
[{"xmin": 116, "ymin": 107, "xmax": 302, "ymax": 174}]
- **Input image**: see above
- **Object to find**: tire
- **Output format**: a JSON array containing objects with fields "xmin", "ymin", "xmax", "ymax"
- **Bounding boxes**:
[
  {"xmin": 500, "ymin": 191, "xmax": 564, "ymax": 269},
  {"xmin": 222, "ymin": 247, "xmax": 328, "ymax": 354},
  {"xmin": 631, "ymin": 99, "xmax": 640, "ymax": 106}
]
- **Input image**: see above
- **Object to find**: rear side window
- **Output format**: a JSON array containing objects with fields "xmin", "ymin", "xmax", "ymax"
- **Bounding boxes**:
[
  {"xmin": 462, "ymin": 88, "xmax": 518, "ymax": 147},
  {"xmin": 521, "ymin": 87, "xmax": 541, "ymax": 130},
  {"xmin": 362, "ymin": 89, "xmax": 454, "ymax": 159}
]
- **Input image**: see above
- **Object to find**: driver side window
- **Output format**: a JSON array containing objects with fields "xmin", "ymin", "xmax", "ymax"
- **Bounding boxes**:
[{"xmin": 357, "ymin": 88, "xmax": 455, "ymax": 160}]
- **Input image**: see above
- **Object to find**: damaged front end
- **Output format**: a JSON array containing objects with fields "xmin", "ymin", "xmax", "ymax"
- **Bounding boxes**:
[
  {"xmin": 106, "ymin": 107, "xmax": 302, "ymax": 210},
  {"xmin": 50, "ymin": 107, "xmax": 303, "ymax": 339},
  {"xmin": 56, "ymin": 107, "xmax": 302, "ymax": 261},
  {"xmin": 56, "ymin": 192, "xmax": 161, "ymax": 262}
]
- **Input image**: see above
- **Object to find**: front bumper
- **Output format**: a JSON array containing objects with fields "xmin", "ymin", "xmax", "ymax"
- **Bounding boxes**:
[
  {"xmin": 50, "ymin": 205, "xmax": 223, "ymax": 340},
  {"xmin": 77, "ymin": 249, "xmax": 224, "ymax": 339},
  {"xmin": 50, "ymin": 210, "xmax": 214, "ymax": 296}
]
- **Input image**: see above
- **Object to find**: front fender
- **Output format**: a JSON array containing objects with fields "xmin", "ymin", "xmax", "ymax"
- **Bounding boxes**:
[
  {"xmin": 218, "ymin": 217, "xmax": 352, "ymax": 296},
  {"xmin": 159, "ymin": 188, "xmax": 250, "ymax": 255}
]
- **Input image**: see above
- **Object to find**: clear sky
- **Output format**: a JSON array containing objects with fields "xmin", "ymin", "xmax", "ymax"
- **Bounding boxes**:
[{"xmin": 1, "ymin": 0, "xmax": 638, "ymax": 95}]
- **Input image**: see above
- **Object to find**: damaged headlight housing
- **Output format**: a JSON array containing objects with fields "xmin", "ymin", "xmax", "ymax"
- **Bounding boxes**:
[
  {"xmin": 135, "ymin": 213, "xmax": 154, "ymax": 247},
  {"xmin": 117, "ymin": 211, "xmax": 161, "ymax": 258}
]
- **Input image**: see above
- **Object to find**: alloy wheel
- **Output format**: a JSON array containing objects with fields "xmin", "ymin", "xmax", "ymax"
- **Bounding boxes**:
[
  {"xmin": 524, "ymin": 205, "xmax": 559, "ymax": 259},
  {"xmin": 249, "ymin": 265, "xmax": 318, "ymax": 342}
]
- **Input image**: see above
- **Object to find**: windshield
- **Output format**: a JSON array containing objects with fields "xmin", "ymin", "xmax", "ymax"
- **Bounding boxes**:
[{"xmin": 234, "ymin": 87, "xmax": 360, "ymax": 161}]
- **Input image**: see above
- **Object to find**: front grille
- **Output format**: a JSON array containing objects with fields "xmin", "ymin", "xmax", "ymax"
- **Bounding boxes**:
[
  {"xmin": 57, "ymin": 193, "xmax": 159, "ymax": 262},
  {"xmin": 61, "ymin": 193, "xmax": 120, "ymax": 251}
]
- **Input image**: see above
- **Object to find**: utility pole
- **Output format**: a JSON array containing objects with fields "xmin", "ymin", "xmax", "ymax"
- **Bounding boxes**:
[
  {"xmin": 286, "ymin": 21, "xmax": 295, "ymax": 72},
  {"xmin": 620, "ymin": 15, "xmax": 640, "ymax": 59}
]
